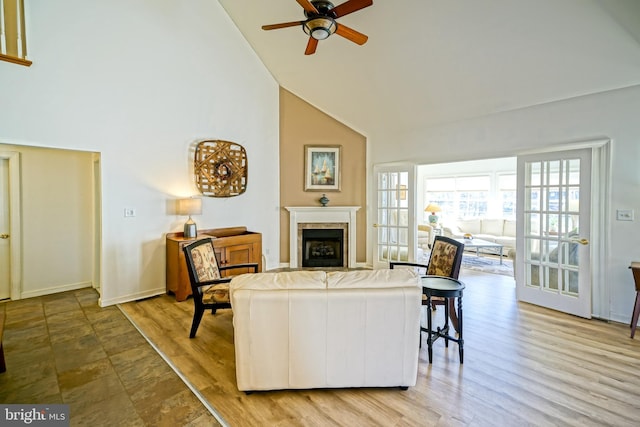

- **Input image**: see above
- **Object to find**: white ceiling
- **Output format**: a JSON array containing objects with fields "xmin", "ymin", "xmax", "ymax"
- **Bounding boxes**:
[{"xmin": 218, "ymin": 0, "xmax": 640, "ymax": 137}]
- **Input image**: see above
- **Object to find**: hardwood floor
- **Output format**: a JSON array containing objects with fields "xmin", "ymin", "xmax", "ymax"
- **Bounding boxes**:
[{"xmin": 120, "ymin": 270, "xmax": 640, "ymax": 427}]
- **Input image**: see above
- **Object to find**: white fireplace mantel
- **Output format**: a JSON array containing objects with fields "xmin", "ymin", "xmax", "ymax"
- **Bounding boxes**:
[{"xmin": 285, "ymin": 206, "xmax": 360, "ymax": 268}]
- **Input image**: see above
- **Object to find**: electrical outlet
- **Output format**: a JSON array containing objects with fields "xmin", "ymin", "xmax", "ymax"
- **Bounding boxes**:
[
  {"xmin": 124, "ymin": 208, "xmax": 136, "ymax": 218},
  {"xmin": 616, "ymin": 209, "xmax": 634, "ymax": 221}
]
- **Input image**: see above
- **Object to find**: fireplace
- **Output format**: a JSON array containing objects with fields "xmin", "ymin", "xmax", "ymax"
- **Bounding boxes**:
[
  {"xmin": 285, "ymin": 206, "xmax": 360, "ymax": 268},
  {"xmin": 302, "ymin": 228, "xmax": 344, "ymax": 267}
]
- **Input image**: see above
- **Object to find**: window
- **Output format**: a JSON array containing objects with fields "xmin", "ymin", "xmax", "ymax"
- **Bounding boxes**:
[
  {"xmin": 498, "ymin": 174, "xmax": 516, "ymax": 219},
  {"xmin": 425, "ymin": 175, "xmax": 490, "ymax": 221}
]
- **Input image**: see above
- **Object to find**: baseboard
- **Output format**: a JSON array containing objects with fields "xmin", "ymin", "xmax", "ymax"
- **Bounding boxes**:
[
  {"xmin": 99, "ymin": 287, "xmax": 167, "ymax": 307},
  {"xmin": 20, "ymin": 281, "xmax": 93, "ymax": 299}
]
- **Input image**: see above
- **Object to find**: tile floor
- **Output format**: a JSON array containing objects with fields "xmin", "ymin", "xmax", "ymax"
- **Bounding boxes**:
[{"xmin": 0, "ymin": 288, "xmax": 221, "ymax": 426}]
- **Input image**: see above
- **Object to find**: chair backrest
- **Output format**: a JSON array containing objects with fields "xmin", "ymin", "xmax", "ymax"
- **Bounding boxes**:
[
  {"xmin": 183, "ymin": 238, "xmax": 222, "ymax": 292},
  {"xmin": 426, "ymin": 236, "xmax": 464, "ymax": 279}
]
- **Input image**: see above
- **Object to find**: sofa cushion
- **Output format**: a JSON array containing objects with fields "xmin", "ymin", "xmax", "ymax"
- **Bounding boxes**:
[
  {"xmin": 202, "ymin": 283, "xmax": 231, "ymax": 304},
  {"xmin": 481, "ymin": 219, "xmax": 505, "ymax": 236},
  {"xmin": 475, "ymin": 234, "xmax": 498, "ymax": 243},
  {"xmin": 503, "ymin": 220, "xmax": 516, "ymax": 237},
  {"xmin": 327, "ymin": 269, "xmax": 419, "ymax": 289},
  {"xmin": 495, "ymin": 236, "xmax": 516, "ymax": 248},
  {"xmin": 458, "ymin": 219, "xmax": 481, "ymax": 235},
  {"xmin": 230, "ymin": 271, "xmax": 327, "ymax": 291}
]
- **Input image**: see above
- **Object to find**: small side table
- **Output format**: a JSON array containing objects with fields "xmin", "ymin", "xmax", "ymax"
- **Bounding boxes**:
[{"xmin": 421, "ymin": 275, "xmax": 465, "ymax": 363}]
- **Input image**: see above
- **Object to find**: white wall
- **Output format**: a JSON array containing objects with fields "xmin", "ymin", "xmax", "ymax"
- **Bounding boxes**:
[
  {"xmin": 0, "ymin": 0, "xmax": 280, "ymax": 305},
  {"xmin": 370, "ymin": 85, "xmax": 640, "ymax": 323}
]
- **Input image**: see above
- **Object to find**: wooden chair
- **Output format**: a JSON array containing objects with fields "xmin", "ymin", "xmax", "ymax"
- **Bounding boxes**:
[
  {"xmin": 629, "ymin": 262, "xmax": 640, "ymax": 338},
  {"xmin": 183, "ymin": 238, "xmax": 258, "ymax": 338},
  {"xmin": 390, "ymin": 235, "xmax": 464, "ymax": 331}
]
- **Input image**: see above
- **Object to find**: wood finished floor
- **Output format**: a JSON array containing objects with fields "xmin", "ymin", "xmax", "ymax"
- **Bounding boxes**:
[{"xmin": 120, "ymin": 270, "xmax": 640, "ymax": 427}]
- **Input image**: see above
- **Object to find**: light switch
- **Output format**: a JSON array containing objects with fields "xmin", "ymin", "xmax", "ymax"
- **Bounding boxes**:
[
  {"xmin": 616, "ymin": 209, "xmax": 634, "ymax": 221},
  {"xmin": 124, "ymin": 208, "xmax": 136, "ymax": 218}
]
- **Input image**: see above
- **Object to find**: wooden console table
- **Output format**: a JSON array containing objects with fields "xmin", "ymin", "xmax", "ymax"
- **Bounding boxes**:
[{"xmin": 166, "ymin": 226, "xmax": 262, "ymax": 301}]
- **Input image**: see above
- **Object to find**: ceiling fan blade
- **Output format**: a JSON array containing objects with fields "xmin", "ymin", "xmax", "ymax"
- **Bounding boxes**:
[
  {"xmin": 305, "ymin": 37, "xmax": 318, "ymax": 55},
  {"xmin": 262, "ymin": 21, "xmax": 304, "ymax": 30},
  {"xmin": 297, "ymin": 0, "xmax": 319, "ymax": 14},
  {"xmin": 331, "ymin": 0, "xmax": 373, "ymax": 18},
  {"xmin": 335, "ymin": 24, "xmax": 368, "ymax": 45}
]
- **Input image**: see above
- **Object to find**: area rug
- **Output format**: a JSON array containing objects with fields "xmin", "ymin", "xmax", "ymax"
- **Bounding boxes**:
[
  {"xmin": 419, "ymin": 251, "xmax": 514, "ymax": 277},
  {"xmin": 461, "ymin": 254, "xmax": 514, "ymax": 277}
]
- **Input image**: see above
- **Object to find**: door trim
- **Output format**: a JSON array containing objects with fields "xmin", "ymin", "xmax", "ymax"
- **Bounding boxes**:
[{"xmin": 0, "ymin": 151, "xmax": 22, "ymax": 300}]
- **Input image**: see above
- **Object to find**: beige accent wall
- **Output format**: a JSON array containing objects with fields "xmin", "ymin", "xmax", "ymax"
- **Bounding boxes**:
[{"xmin": 279, "ymin": 88, "xmax": 367, "ymax": 265}]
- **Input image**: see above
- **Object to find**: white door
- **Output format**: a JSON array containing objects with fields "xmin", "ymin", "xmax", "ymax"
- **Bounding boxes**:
[
  {"xmin": 373, "ymin": 165, "xmax": 415, "ymax": 269},
  {"xmin": 516, "ymin": 148, "xmax": 591, "ymax": 318},
  {"xmin": 0, "ymin": 158, "xmax": 10, "ymax": 299}
]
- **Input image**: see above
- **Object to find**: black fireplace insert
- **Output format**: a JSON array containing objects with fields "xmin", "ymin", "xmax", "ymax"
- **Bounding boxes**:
[{"xmin": 302, "ymin": 228, "xmax": 344, "ymax": 267}]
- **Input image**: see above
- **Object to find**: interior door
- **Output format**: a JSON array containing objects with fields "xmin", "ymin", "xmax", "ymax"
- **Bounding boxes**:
[
  {"xmin": 0, "ymin": 158, "xmax": 9, "ymax": 299},
  {"xmin": 373, "ymin": 165, "xmax": 415, "ymax": 269},
  {"xmin": 516, "ymin": 148, "xmax": 592, "ymax": 318}
]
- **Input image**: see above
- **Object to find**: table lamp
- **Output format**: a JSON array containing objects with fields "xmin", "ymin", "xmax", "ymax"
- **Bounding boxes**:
[
  {"xmin": 425, "ymin": 203, "xmax": 441, "ymax": 225},
  {"xmin": 177, "ymin": 198, "xmax": 202, "ymax": 238}
]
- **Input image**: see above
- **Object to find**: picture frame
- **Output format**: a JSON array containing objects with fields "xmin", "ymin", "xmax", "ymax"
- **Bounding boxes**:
[{"xmin": 304, "ymin": 145, "xmax": 341, "ymax": 192}]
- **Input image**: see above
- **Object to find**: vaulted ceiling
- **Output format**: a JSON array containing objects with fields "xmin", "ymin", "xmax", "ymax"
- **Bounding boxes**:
[{"xmin": 218, "ymin": 0, "xmax": 640, "ymax": 137}]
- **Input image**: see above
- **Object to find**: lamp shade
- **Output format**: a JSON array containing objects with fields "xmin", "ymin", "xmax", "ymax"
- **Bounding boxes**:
[
  {"xmin": 177, "ymin": 198, "xmax": 202, "ymax": 216},
  {"xmin": 424, "ymin": 203, "xmax": 441, "ymax": 214}
]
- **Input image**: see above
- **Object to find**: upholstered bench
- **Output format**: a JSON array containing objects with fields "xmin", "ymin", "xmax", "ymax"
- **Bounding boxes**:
[{"xmin": 229, "ymin": 269, "xmax": 422, "ymax": 392}]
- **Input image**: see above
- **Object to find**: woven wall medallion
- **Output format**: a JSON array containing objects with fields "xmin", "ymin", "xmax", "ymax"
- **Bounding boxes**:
[{"xmin": 194, "ymin": 140, "xmax": 247, "ymax": 197}]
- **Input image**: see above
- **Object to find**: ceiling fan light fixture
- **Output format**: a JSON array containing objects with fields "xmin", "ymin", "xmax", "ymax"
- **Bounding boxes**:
[{"xmin": 303, "ymin": 17, "xmax": 336, "ymax": 40}]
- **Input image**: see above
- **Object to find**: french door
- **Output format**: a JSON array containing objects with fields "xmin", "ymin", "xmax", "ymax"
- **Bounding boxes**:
[
  {"xmin": 373, "ymin": 165, "xmax": 415, "ymax": 269},
  {"xmin": 516, "ymin": 148, "xmax": 592, "ymax": 318}
]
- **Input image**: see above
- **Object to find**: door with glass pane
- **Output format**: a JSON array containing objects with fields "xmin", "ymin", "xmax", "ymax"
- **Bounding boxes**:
[
  {"xmin": 373, "ymin": 165, "xmax": 414, "ymax": 269},
  {"xmin": 516, "ymin": 149, "xmax": 591, "ymax": 318}
]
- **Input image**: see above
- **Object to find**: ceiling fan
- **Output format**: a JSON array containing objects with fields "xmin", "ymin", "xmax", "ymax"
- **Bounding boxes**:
[{"xmin": 262, "ymin": 0, "xmax": 373, "ymax": 55}]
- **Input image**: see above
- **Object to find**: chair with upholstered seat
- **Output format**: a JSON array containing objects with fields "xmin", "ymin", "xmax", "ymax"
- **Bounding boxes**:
[
  {"xmin": 390, "ymin": 235, "xmax": 464, "ymax": 331},
  {"xmin": 183, "ymin": 238, "xmax": 258, "ymax": 338}
]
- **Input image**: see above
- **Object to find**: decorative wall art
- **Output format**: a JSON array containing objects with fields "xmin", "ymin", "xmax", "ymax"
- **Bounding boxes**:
[
  {"xmin": 304, "ymin": 145, "xmax": 341, "ymax": 192},
  {"xmin": 194, "ymin": 140, "xmax": 247, "ymax": 197}
]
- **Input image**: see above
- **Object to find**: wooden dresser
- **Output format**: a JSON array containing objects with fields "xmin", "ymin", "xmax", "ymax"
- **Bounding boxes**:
[{"xmin": 166, "ymin": 226, "xmax": 262, "ymax": 301}]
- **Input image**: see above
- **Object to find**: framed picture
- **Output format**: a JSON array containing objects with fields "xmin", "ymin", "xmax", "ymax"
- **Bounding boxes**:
[{"xmin": 304, "ymin": 145, "xmax": 341, "ymax": 192}]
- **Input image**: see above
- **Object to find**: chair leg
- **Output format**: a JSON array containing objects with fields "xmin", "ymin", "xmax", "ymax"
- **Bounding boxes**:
[
  {"xmin": 0, "ymin": 342, "xmax": 5, "ymax": 373},
  {"xmin": 190, "ymin": 306, "xmax": 205, "ymax": 338},
  {"xmin": 631, "ymin": 292, "xmax": 640, "ymax": 338},
  {"xmin": 457, "ymin": 295, "xmax": 464, "ymax": 364}
]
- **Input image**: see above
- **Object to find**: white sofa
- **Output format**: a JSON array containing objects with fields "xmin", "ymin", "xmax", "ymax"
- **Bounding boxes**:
[
  {"xmin": 229, "ymin": 269, "xmax": 422, "ymax": 392},
  {"xmin": 443, "ymin": 218, "xmax": 516, "ymax": 251}
]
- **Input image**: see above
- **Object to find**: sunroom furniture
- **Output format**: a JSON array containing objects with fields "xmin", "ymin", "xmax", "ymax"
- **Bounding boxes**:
[
  {"xmin": 443, "ymin": 218, "xmax": 516, "ymax": 252},
  {"xmin": 182, "ymin": 238, "xmax": 258, "ymax": 338}
]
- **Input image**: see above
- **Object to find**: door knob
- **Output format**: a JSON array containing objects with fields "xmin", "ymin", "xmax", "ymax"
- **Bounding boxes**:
[
  {"xmin": 570, "ymin": 237, "xmax": 589, "ymax": 245},
  {"xmin": 0, "ymin": 234, "xmax": 9, "ymax": 239}
]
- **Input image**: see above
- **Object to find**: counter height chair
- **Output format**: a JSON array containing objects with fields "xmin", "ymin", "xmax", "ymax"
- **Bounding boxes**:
[{"xmin": 183, "ymin": 238, "xmax": 258, "ymax": 338}]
